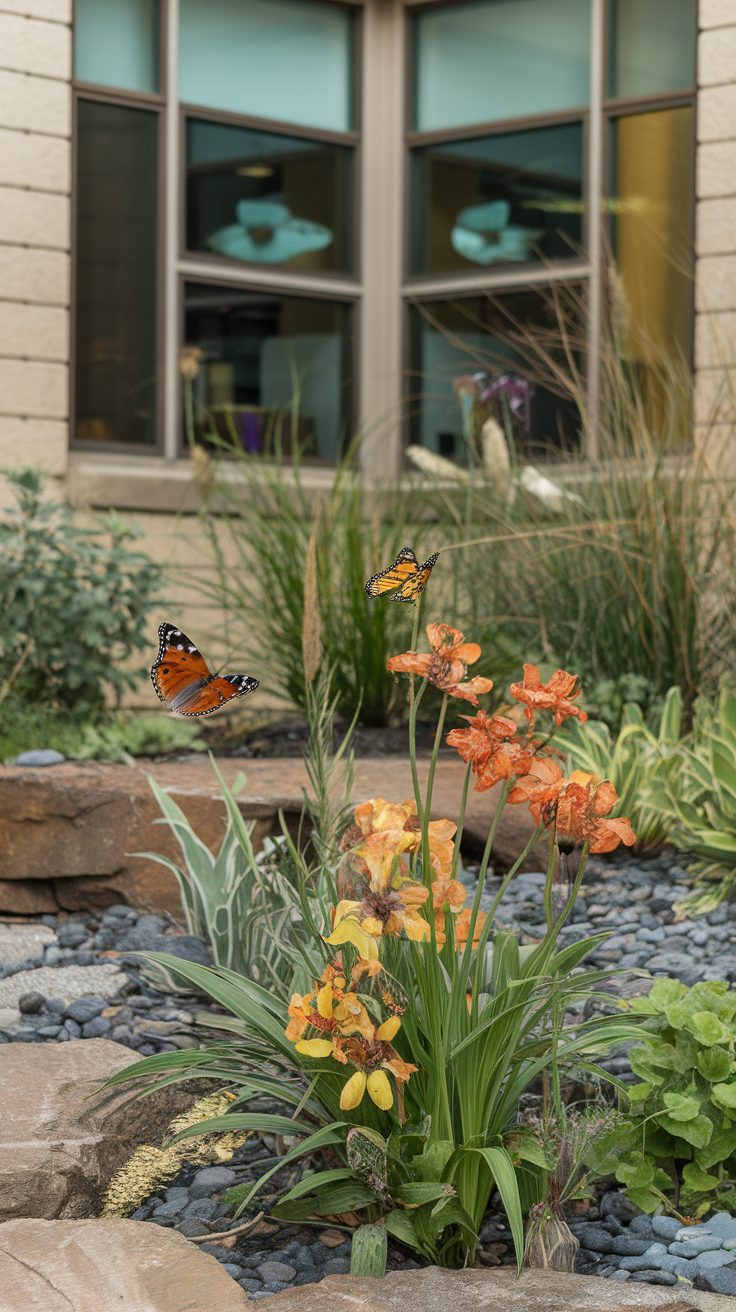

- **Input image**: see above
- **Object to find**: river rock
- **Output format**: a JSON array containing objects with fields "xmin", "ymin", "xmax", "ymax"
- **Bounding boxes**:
[{"xmin": 0, "ymin": 1218, "xmax": 249, "ymax": 1310}]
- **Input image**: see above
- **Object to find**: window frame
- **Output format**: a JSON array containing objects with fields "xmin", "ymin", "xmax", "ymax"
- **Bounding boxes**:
[
  {"xmin": 401, "ymin": 0, "xmax": 697, "ymax": 462},
  {"xmin": 70, "ymin": 0, "xmax": 362, "ymax": 461}
]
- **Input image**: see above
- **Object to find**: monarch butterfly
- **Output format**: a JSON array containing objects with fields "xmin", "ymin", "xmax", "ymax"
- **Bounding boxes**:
[
  {"xmin": 151, "ymin": 622, "xmax": 258, "ymax": 716},
  {"xmin": 364, "ymin": 546, "xmax": 439, "ymax": 603}
]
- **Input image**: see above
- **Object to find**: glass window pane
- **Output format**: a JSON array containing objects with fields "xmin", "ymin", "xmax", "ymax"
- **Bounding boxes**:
[
  {"xmin": 75, "ymin": 0, "xmax": 159, "ymax": 94},
  {"xmin": 608, "ymin": 0, "xmax": 695, "ymax": 100},
  {"xmin": 409, "ymin": 292, "xmax": 581, "ymax": 463},
  {"xmin": 183, "ymin": 284, "xmax": 352, "ymax": 462},
  {"xmin": 186, "ymin": 118, "xmax": 354, "ymax": 274},
  {"xmin": 609, "ymin": 108, "xmax": 694, "ymax": 420},
  {"xmin": 410, "ymin": 122, "xmax": 583, "ymax": 277},
  {"xmin": 413, "ymin": 0, "xmax": 590, "ymax": 133},
  {"xmin": 75, "ymin": 101, "xmax": 158, "ymax": 447},
  {"xmin": 179, "ymin": 0, "xmax": 354, "ymax": 133}
]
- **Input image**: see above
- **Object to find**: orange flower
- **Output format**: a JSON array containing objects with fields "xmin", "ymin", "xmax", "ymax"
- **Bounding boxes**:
[
  {"xmin": 554, "ymin": 771, "xmax": 636, "ymax": 854},
  {"xmin": 446, "ymin": 709, "xmax": 536, "ymax": 792},
  {"xmin": 343, "ymin": 797, "xmax": 457, "ymax": 885},
  {"xmin": 510, "ymin": 664, "xmax": 587, "ymax": 728},
  {"xmin": 387, "ymin": 623, "xmax": 493, "ymax": 706},
  {"xmin": 508, "ymin": 756, "xmax": 566, "ymax": 825},
  {"xmin": 455, "ymin": 906, "xmax": 487, "ymax": 950}
]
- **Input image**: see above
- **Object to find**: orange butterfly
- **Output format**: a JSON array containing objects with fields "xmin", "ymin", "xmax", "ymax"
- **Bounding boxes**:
[
  {"xmin": 151, "ymin": 623, "xmax": 258, "ymax": 716},
  {"xmin": 365, "ymin": 546, "xmax": 439, "ymax": 603}
]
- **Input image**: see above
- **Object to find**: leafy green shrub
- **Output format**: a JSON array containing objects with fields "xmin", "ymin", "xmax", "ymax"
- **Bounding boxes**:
[
  {"xmin": 653, "ymin": 683, "xmax": 736, "ymax": 913},
  {"xmin": 0, "ymin": 469, "xmax": 158, "ymax": 714},
  {"xmin": 616, "ymin": 978, "xmax": 736, "ymax": 1216},
  {"xmin": 580, "ymin": 675, "xmax": 661, "ymax": 734},
  {"xmin": 560, "ymin": 686, "xmax": 682, "ymax": 853}
]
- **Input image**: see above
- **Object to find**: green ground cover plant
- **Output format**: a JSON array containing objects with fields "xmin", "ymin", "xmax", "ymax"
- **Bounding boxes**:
[
  {"xmin": 615, "ymin": 978, "xmax": 736, "ymax": 1218},
  {"xmin": 107, "ymin": 601, "xmax": 641, "ymax": 1273}
]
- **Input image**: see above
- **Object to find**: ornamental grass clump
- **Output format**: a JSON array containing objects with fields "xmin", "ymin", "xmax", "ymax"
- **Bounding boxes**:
[{"xmin": 107, "ymin": 598, "xmax": 642, "ymax": 1274}]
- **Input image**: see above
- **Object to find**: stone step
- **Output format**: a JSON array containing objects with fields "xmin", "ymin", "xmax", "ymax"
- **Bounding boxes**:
[
  {"xmin": 0, "ymin": 1040, "xmax": 191, "ymax": 1223},
  {"xmin": 263, "ymin": 1266, "xmax": 724, "ymax": 1310},
  {"xmin": 0, "ymin": 756, "xmax": 542, "ymax": 916},
  {"xmin": 0, "ymin": 1218, "xmax": 249, "ymax": 1311}
]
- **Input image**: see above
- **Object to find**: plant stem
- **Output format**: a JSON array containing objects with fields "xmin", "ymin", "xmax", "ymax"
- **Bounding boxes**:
[
  {"xmin": 407, "ymin": 597, "xmax": 424, "ymax": 820},
  {"xmin": 450, "ymin": 764, "xmax": 473, "ymax": 881},
  {"xmin": 543, "ymin": 838, "xmax": 559, "ymax": 932},
  {"xmin": 420, "ymin": 694, "xmax": 449, "ymax": 882}
]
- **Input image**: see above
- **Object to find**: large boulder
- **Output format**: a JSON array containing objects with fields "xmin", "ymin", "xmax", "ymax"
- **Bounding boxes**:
[
  {"xmin": 264, "ymin": 1267, "xmax": 720, "ymax": 1310},
  {"xmin": 0, "ymin": 1219, "xmax": 248, "ymax": 1311},
  {"xmin": 0, "ymin": 1040, "xmax": 191, "ymax": 1222}
]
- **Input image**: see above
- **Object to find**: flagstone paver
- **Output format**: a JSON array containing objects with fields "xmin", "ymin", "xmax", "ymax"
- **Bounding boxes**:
[{"xmin": 0, "ymin": 1218, "xmax": 249, "ymax": 1311}]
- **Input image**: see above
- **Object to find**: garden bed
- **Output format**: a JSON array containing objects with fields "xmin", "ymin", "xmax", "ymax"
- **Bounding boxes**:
[{"xmin": 2, "ymin": 847, "xmax": 735, "ymax": 1300}]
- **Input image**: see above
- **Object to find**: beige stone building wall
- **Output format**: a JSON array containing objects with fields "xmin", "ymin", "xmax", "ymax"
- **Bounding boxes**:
[
  {"xmin": 695, "ymin": 0, "xmax": 736, "ymax": 473},
  {"xmin": 0, "ymin": 0, "xmax": 71, "ymax": 494}
]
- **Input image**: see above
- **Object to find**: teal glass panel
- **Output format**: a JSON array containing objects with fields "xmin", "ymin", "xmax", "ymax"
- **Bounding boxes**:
[
  {"xmin": 183, "ymin": 283, "xmax": 353, "ymax": 462},
  {"xmin": 179, "ymin": 0, "xmax": 354, "ymax": 133},
  {"xmin": 410, "ymin": 121, "xmax": 583, "ymax": 276},
  {"xmin": 75, "ymin": 101, "xmax": 158, "ymax": 446},
  {"xmin": 186, "ymin": 118, "xmax": 354, "ymax": 273},
  {"xmin": 75, "ymin": 0, "xmax": 159, "ymax": 94},
  {"xmin": 409, "ymin": 293, "xmax": 581, "ymax": 462},
  {"xmin": 413, "ymin": 0, "xmax": 590, "ymax": 132},
  {"xmin": 608, "ymin": 0, "xmax": 695, "ymax": 100}
]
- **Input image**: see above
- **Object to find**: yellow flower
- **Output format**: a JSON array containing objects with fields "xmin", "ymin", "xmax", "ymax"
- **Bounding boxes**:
[
  {"xmin": 366, "ymin": 1070, "xmax": 393, "ymax": 1110},
  {"xmin": 326, "ymin": 830, "xmax": 431, "ymax": 955},
  {"xmin": 376, "ymin": 1016, "xmax": 401, "ymax": 1042},
  {"xmin": 340, "ymin": 1071, "xmax": 367, "ymax": 1110},
  {"xmin": 295, "ymin": 1038, "xmax": 334, "ymax": 1058}
]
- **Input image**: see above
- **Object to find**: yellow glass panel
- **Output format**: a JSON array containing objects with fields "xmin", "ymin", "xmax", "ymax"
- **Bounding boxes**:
[{"xmin": 613, "ymin": 107, "xmax": 693, "ymax": 363}]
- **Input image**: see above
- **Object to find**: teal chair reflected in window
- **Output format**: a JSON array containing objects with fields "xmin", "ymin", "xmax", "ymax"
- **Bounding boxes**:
[
  {"xmin": 451, "ymin": 200, "xmax": 543, "ymax": 266},
  {"xmin": 206, "ymin": 199, "xmax": 334, "ymax": 264}
]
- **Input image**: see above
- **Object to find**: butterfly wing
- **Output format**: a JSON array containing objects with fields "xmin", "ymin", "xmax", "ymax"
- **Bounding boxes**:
[
  {"xmin": 365, "ymin": 546, "xmax": 420, "ymax": 598},
  {"xmin": 151, "ymin": 622, "xmax": 259, "ymax": 716},
  {"xmin": 151, "ymin": 623, "xmax": 212, "ymax": 710},
  {"xmin": 176, "ymin": 673, "xmax": 260, "ymax": 717},
  {"xmin": 392, "ymin": 551, "xmax": 440, "ymax": 603}
]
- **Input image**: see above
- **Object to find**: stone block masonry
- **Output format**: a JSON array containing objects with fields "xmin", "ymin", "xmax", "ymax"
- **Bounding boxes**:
[
  {"xmin": 0, "ymin": 3, "xmax": 72, "ymax": 480},
  {"xmin": 695, "ymin": 1, "xmax": 736, "ymax": 477}
]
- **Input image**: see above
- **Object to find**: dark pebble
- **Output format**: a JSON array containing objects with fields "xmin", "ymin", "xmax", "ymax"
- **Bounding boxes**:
[
  {"xmin": 65, "ymin": 996, "xmax": 108, "ymax": 1024},
  {"xmin": 37, "ymin": 1025, "xmax": 62, "ymax": 1038},
  {"xmin": 63, "ymin": 1018, "xmax": 82, "ymax": 1038},
  {"xmin": 183, "ymin": 1198, "xmax": 218, "ymax": 1221},
  {"xmin": 174, "ymin": 1218, "xmax": 205, "ymax": 1238},
  {"xmin": 633, "ymin": 1270, "xmax": 677, "ymax": 1286},
  {"xmin": 323, "ymin": 1258, "xmax": 350, "ymax": 1275},
  {"xmin": 18, "ymin": 991, "xmax": 45, "ymax": 1014},
  {"xmin": 695, "ymin": 1267, "xmax": 736, "ymax": 1295},
  {"xmin": 81, "ymin": 1016, "xmax": 111, "ymax": 1038}
]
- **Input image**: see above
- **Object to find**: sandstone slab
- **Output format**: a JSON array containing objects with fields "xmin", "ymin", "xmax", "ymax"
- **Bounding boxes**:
[
  {"xmin": 0, "ymin": 756, "xmax": 542, "ymax": 916},
  {"xmin": 264, "ymin": 1267, "xmax": 725, "ymax": 1311},
  {"xmin": 0, "ymin": 1040, "xmax": 190, "ymax": 1221},
  {"xmin": 0, "ymin": 1218, "xmax": 248, "ymax": 1311}
]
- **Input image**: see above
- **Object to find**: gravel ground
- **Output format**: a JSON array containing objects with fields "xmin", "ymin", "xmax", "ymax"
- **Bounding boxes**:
[{"xmin": 1, "ymin": 848, "xmax": 735, "ymax": 1299}]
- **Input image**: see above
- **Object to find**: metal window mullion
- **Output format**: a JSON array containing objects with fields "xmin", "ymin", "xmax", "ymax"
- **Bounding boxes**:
[
  {"xmin": 163, "ymin": 0, "xmax": 180, "ymax": 462},
  {"xmin": 402, "ymin": 260, "xmax": 591, "ymax": 302},
  {"xmin": 586, "ymin": 0, "xmax": 605, "ymax": 461}
]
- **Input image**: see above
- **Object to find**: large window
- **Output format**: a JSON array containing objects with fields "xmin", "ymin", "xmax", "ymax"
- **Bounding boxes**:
[
  {"xmin": 73, "ymin": 0, "xmax": 358, "ymax": 460},
  {"xmin": 406, "ymin": 0, "xmax": 696, "ymax": 462},
  {"xmin": 72, "ymin": 0, "xmax": 696, "ymax": 469}
]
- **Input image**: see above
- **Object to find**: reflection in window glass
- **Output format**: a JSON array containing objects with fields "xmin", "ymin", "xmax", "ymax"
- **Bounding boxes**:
[
  {"xmin": 413, "ymin": 0, "xmax": 590, "ymax": 132},
  {"xmin": 186, "ymin": 119, "xmax": 354, "ymax": 274},
  {"xmin": 179, "ymin": 0, "xmax": 354, "ymax": 133},
  {"xmin": 75, "ymin": 101, "xmax": 158, "ymax": 446},
  {"xmin": 610, "ymin": 108, "xmax": 693, "ymax": 432},
  {"xmin": 75, "ymin": 0, "xmax": 159, "ymax": 94},
  {"xmin": 183, "ymin": 284, "xmax": 352, "ymax": 462},
  {"xmin": 409, "ymin": 294, "xmax": 581, "ymax": 463},
  {"xmin": 608, "ymin": 0, "xmax": 695, "ymax": 100},
  {"xmin": 410, "ymin": 122, "xmax": 583, "ymax": 277}
]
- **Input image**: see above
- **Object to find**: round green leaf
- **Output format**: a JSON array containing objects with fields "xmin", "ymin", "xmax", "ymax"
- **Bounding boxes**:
[
  {"xmin": 687, "ymin": 1011, "xmax": 730, "ymax": 1047},
  {"xmin": 697, "ymin": 1047, "xmax": 734, "ymax": 1083},
  {"xmin": 682, "ymin": 1161, "xmax": 720, "ymax": 1193}
]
